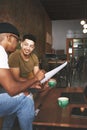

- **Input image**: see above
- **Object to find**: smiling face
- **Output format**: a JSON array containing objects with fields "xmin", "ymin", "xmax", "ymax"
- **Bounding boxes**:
[{"xmin": 21, "ymin": 39, "xmax": 35, "ymax": 56}]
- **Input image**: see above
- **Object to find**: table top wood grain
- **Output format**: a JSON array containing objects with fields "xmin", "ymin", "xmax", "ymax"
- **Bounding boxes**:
[{"xmin": 33, "ymin": 87, "xmax": 87, "ymax": 129}]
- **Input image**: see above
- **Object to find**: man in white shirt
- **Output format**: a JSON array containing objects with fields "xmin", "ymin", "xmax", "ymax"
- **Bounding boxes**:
[{"xmin": 0, "ymin": 22, "xmax": 45, "ymax": 130}]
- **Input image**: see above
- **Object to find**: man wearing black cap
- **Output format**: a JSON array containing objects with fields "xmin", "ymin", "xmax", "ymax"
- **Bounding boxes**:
[
  {"xmin": 2, "ymin": 34, "xmax": 40, "ymax": 130},
  {"xmin": 0, "ymin": 22, "xmax": 45, "ymax": 130}
]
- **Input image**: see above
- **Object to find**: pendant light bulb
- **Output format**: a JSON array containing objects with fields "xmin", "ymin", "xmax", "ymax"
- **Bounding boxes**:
[
  {"xmin": 80, "ymin": 20, "xmax": 86, "ymax": 25},
  {"xmin": 83, "ymin": 28, "xmax": 87, "ymax": 33},
  {"xmin": 83, "ymin": 24, "xmax": 87, "ymax": 28}
]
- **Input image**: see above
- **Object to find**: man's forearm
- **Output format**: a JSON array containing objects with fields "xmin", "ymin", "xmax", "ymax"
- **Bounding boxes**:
[
  {"xmin": 0, "ymin": 69, "xmax": 44, "ymax": 96},
  {"xmin": 6, "ymin": 76, "xmax": 39, "ymax": 96}
]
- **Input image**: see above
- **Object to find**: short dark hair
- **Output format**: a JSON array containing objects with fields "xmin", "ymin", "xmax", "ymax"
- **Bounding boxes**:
[
  {"xmin": 23, "ymin": 34, "xmax": 36, "ymax": 43},
  {"xmin": 0, "ymin": 22, "xmax": 19, "ymax": 37}
]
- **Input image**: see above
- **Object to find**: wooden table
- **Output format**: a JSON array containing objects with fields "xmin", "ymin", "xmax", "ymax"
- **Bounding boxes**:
[
  {"xmin": 33, "ymin": 87, "xmax": 87, "ymax": 130},
  {"xmin": 48, "ymin": 60, "xmax": 66, "ymax": 64}
]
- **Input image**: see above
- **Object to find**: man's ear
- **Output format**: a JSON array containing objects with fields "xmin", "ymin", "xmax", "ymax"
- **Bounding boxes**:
[
  {"xmin": 33, "ymin": 46, "xmax": 35, "ymax": 50},
  {"xmin": 20, "ymin": 42, "xmax": 22, "ymax": 47}
]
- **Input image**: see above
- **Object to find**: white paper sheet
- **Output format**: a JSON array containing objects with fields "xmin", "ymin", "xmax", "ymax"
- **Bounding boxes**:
[{"xmin": 40, "ymin": 61, "xmax": 67, "ymax": 84}]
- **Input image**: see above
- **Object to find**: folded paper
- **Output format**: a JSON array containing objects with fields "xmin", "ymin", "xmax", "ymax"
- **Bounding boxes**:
[{"xmin": 41, "ymin": 61, "xmax": 67, "ymax": 84}]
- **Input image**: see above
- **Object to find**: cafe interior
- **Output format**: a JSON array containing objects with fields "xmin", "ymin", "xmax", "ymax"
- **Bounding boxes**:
[{"xmin": 1, "ymin": 0, "xmax": 87, "ymax": 130}]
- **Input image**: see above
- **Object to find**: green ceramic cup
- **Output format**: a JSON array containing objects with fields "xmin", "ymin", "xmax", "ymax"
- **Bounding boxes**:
[
  {"xmin": 48, "ymin": 79, "xmax": 57, "ymax": 88},
  {"xmin": 58, "ymin": 97, "xmax": 69, "ymax": 108}
]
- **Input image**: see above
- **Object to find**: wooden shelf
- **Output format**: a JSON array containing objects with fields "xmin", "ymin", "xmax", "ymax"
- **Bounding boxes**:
[{"xmin": 66, "ymin": 38, "xmax": 87, "ymax": 61}]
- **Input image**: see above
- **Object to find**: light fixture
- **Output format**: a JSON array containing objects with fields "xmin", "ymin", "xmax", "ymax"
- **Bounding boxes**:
[
  {"xmin": 80, "ymin": 1, "xmax": 87, "ymax": 33},
  {"xmin": 80, "ymin": 20, "xmax": 86, "ymax": 25},
  {"xmin": 83, "ymin": 28, "xmax": 87, "ymax": 33},
  {"xmin": 83, "ymin": 24, "xmax": 87, "ymax": 28}
]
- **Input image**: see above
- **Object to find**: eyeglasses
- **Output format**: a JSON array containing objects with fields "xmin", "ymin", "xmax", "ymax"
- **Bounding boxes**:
[{"xmin": 10, "ymin": 34, "xmax": 21, "ymax": 42}]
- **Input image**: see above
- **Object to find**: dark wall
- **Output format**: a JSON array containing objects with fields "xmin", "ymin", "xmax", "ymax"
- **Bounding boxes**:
[{"xmin": 0, "ymin": 0, "xmax": 52, "ymax": 59}]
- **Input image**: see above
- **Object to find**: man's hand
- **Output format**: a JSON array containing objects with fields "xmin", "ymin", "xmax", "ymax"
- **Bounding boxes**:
[
  {"xmin": 31, "ymin": 82, "xmax": 42, "ymax": 89},
  {"xmin": 35, "ymin": 70, "xmax": 45, "ymax": 81}
]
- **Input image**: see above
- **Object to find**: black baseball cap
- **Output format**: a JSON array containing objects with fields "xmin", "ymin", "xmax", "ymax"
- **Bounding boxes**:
[
  {"xmin": 23, "ymin": 34, "xmax": 36, "ymax": 43},
  {"xmin": 0, "ymin": 22, "xmax": 20, "ymax": 37}
]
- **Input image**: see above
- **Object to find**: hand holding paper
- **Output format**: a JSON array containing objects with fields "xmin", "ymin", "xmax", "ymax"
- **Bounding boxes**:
[{"xmin": 40, "ymin": 61, "xmax": 67, "ymax": 84}]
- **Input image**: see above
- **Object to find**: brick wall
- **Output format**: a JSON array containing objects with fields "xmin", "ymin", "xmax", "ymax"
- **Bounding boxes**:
[{"xmin": 0, "ymin": 0, "xmax": 52, "ymax": 59}]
